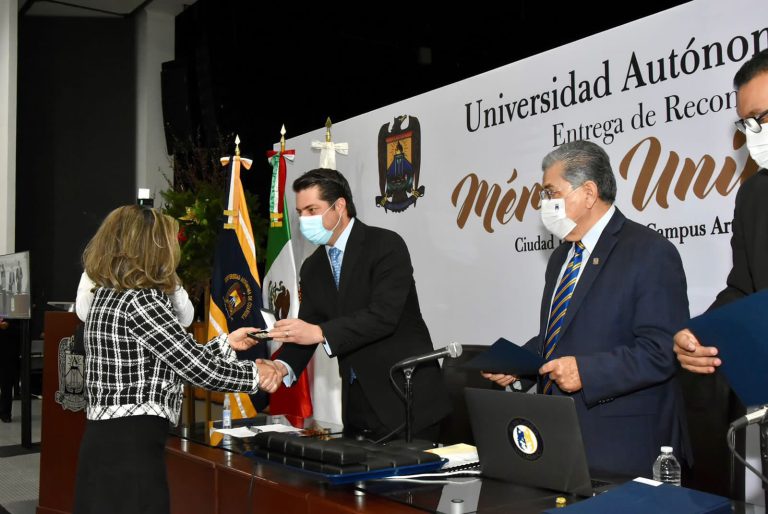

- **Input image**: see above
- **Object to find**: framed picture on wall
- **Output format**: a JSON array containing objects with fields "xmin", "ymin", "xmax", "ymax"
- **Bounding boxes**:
[{"xmin": 0, "ymin": 251, "xmax": 31, "ymax": 319}]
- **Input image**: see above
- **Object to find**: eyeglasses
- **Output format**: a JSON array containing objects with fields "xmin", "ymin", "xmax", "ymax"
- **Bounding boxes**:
[
  {"xmin": 539, "ymin": 185, "xmax": 581, "ymax": 201},
  {"xmin": 734, "ymin": 108, "xmax": 768, "ymax": 133}
]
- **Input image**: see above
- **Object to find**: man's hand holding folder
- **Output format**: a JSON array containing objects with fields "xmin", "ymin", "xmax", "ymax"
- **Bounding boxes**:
[
  {"xmin": 468, "ymin": 339, "xmax": 586, "ymax": 393},
  {"xmin": 684, "ymin": 289, "xmax": 768, "ymax": 408},
  {"xmin": 463, "ymin": 338, "xmax": 544, "ymax": 387}
]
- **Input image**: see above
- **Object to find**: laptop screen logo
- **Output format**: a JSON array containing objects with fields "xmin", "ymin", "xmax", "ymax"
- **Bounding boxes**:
[{"xmin": 508, "ymin": 418, "xmax": 544, "ymax": 460}]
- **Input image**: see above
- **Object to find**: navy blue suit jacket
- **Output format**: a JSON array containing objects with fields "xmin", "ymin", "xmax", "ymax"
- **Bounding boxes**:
[{"xmin": 524, "ymin": 208, "xmax": 691, "ymax": 477}]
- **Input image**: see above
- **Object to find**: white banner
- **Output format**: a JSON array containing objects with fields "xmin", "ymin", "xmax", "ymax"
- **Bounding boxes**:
[
  {"xmin": 286, "ymin": 0, "xmax": 766, "ymax": 345},
  {"xmin": 282, "ymin": 0, "xmax": 767, "ymax": 500}
]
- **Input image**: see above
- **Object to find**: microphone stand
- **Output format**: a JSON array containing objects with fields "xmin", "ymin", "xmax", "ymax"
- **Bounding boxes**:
[
  {"xmin": 386, "ymin": 364, "xmax": 435, "ymax": 451},
  {"xmin": 387, "ymin": 343, "xmax": 462, "ymax": 450},
  {"xmin": 727, "ymin": 406, "xmax": 768, "ymax": 502},
  {"xmin": 403, "ymin": 366, "xmax": 415, "ymax": 443}
]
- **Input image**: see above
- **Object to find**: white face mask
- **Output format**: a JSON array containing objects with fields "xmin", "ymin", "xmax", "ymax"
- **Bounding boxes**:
[
  {"xmin": 298, "ymin": 200, "xmax": 340, "ymax": 245},
  {"xmin": 540, "ymin": 199, "xmax": 577, "ymax": 240},
  {"xmin": 746, "ymin": 124, "xmax": 768, "ymax": 170}
]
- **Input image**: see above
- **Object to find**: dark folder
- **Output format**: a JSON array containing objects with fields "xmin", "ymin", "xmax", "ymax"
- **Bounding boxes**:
[
  {"xmin": 461, "ymin": 338, "xmax": 544, "ymax": 376},
  {"xmin": 687, "ymin": 289, "xmax": 768, "ymax": 407},
  {"xmin": 542, "ymin": 480, "xmax": 731, "ymax": 513}
]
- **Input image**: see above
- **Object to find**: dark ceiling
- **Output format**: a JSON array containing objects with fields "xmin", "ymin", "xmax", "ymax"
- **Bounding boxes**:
[
  {"xmin": 169, "ymin": 1, "xmax": 692, "ymax": 158},
  {"xmin": 19, "ymin": 0, "xmax": 693, "ymax": 154}
]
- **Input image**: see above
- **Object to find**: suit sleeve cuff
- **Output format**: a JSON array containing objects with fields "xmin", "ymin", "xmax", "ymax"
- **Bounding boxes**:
[
  {"xmin": 322, "ymin": 337, "xmax": 334, "ymax": 357},
  {"xmin": 275, "ymin": 359, "xmax": 296, "ymax": 387}
]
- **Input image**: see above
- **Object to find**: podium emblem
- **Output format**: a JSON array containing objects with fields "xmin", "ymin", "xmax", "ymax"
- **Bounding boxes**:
[{"xmin": 54, "ymin": 336, "xmax": 86, "ymax": 412}]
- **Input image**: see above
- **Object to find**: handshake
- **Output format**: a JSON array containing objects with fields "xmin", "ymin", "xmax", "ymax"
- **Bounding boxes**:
[
  {"xmin": 225, "ymin": 326, "xmax": 289, "ymax": 394},
  {"xmin": 254, "ymin": 359, "xmax": 288, "ymax": 394}
]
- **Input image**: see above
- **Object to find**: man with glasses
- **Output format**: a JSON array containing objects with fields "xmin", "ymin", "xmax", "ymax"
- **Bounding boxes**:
[
  {"xmin": 483, "ymin": 140, "xmax": 691, "ymax": 477},
  {"xmin": 675, "ymin": 49, "xmax": 768, "ymax": 370},
  {"xmin": 674, "ymin": 49, "xmax": 768, "ymax": 497}
]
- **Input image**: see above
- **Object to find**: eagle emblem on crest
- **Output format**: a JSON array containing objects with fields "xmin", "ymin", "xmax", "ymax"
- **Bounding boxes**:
[{"xmin": 376, "ymin": 115, "xmax": 424, "ymax": 212}]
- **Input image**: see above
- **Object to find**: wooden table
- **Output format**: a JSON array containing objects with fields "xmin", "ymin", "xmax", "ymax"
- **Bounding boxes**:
[{"xmin": 166, "ymin": 436, "xmax": 421, "ymax": 514}]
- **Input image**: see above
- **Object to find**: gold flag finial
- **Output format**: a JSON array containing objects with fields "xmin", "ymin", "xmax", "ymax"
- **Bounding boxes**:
[
  {"xmin": 325, "ymin": 117, "xmax": 332, "ymax": 143},
  {"xmin": 235, "ymin": 134, "xmax": 241, "ymax": 157},
  {"xmin": 280, "ymin": 124, "xmax": 286, "ymax": 153}
]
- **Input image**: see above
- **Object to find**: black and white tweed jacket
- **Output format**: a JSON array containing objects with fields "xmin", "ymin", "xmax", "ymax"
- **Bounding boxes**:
[{"xmin": 83, "ymin": 287, "xmax": 259, "ymax": 425}]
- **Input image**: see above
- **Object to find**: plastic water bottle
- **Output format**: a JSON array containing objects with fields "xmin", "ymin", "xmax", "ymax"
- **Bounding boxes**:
[
  {"xmin": 222, "ymin": 394, "xmax": 232, "ymax": 429},
  {"xmin": 652, "ymin": 446, "xmax": 681, "ymax": 485}
]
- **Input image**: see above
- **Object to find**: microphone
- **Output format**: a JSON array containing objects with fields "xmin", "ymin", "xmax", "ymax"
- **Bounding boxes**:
[
  {"xmin": 730, "ymin": 405, "xmax": 768, "ymax": 430},
  {"xmin": 392, "ymin": 342, "xmax": 463, "ymax": 370}
]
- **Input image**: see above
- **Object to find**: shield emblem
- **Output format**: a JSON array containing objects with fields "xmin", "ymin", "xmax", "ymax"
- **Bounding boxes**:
[{"xmin": 376, "ymin": 115, "xmax": 425, "ymax": 212}]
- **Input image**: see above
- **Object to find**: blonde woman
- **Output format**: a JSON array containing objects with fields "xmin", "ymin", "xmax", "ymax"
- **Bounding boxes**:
[{"xmin": 73, "ymin": 205, "xmax": 280, "ymax": 514}]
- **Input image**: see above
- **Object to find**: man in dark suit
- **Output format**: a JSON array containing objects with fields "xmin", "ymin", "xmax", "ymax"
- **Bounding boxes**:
[
  {"xmin": 674, "ymin": 50, "xmax": 768, "ymax": 373},
  {"xmin": 674, "ymin": 49, "xmax": 768, "ymax": 498},
  {"xmin": 483, "ymin": 140, "xmax": 691, "ymax": 477},
  {"xmin": 269, "ymin": 168, "xmax": 451, "ymax": 441}
]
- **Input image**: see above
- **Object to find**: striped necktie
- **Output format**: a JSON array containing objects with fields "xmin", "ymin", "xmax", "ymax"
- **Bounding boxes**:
[
  {"xmin": 543, "ymin": 241, "xmax": 585, "ymax": 395},
  {"xmin": 329, "ymin": 247, "xmax": 342, "ymax": 289}
]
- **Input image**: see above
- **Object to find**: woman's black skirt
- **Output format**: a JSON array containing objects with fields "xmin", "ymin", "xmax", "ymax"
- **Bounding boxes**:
[{"xmin": 74, "ymin": 414, "xmax": 170, "ymax": 514}]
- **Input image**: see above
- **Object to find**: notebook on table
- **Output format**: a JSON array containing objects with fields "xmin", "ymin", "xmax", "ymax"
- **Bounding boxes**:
[
  {"xmin": 465, "ymin": 388, "xmax": 617, "ymax": 497},
  {"xmin": 426, "ymin": 443, "xmax": 480, "ymax": 472},
  {"xmin": 541, "ymin": 479, "xmax": 731, "ymax": 513}
]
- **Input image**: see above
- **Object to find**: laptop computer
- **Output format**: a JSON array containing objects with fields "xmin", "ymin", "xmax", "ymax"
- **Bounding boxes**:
[{"xmin": 465, "ymin": 388, "xmax": 614, "ymax": 497}]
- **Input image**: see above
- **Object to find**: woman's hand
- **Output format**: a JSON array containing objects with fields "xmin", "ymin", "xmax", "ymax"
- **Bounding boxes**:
[{"xmin": 227, "ymin": 327, "xmax": 261, "ymax": 351}]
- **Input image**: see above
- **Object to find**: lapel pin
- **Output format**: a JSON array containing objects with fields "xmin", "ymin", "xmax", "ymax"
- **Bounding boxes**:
[{"xmin": 592, "ymin": 257, "xmax": 600, "ymax": 265}]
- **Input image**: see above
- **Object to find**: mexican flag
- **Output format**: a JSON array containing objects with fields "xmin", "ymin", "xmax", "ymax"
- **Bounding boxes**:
[{"xmin": 263, "ymin": 147, "xmax": 312, "ymax": 419}]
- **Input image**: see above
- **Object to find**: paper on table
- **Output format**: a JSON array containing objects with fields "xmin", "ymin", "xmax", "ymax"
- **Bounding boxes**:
[
  {"xmin": 214, "ymin": 423, "xmax": 302, "ymax": 438},
  {"xmin": 426, "ymin": 443, "xmax": 479, "ymax": 469},
  {"xmin": 214, "ymin": 426, "xmax": 260, "ymax": 438},
  {"xmin": 253, "ymin": 423, "xmax": 302, "ymax": 433}
]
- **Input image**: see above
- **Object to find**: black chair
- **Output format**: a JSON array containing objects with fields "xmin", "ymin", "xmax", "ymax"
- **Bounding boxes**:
[{"xmin": 439, "ymin": 344, "xmax": 503, "ymax": 445}]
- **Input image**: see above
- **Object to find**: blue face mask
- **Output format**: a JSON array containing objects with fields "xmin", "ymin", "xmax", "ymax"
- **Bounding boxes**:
[{"xmin": 299, "ymin": 200, "xmax": 340, "ymax": 245}]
